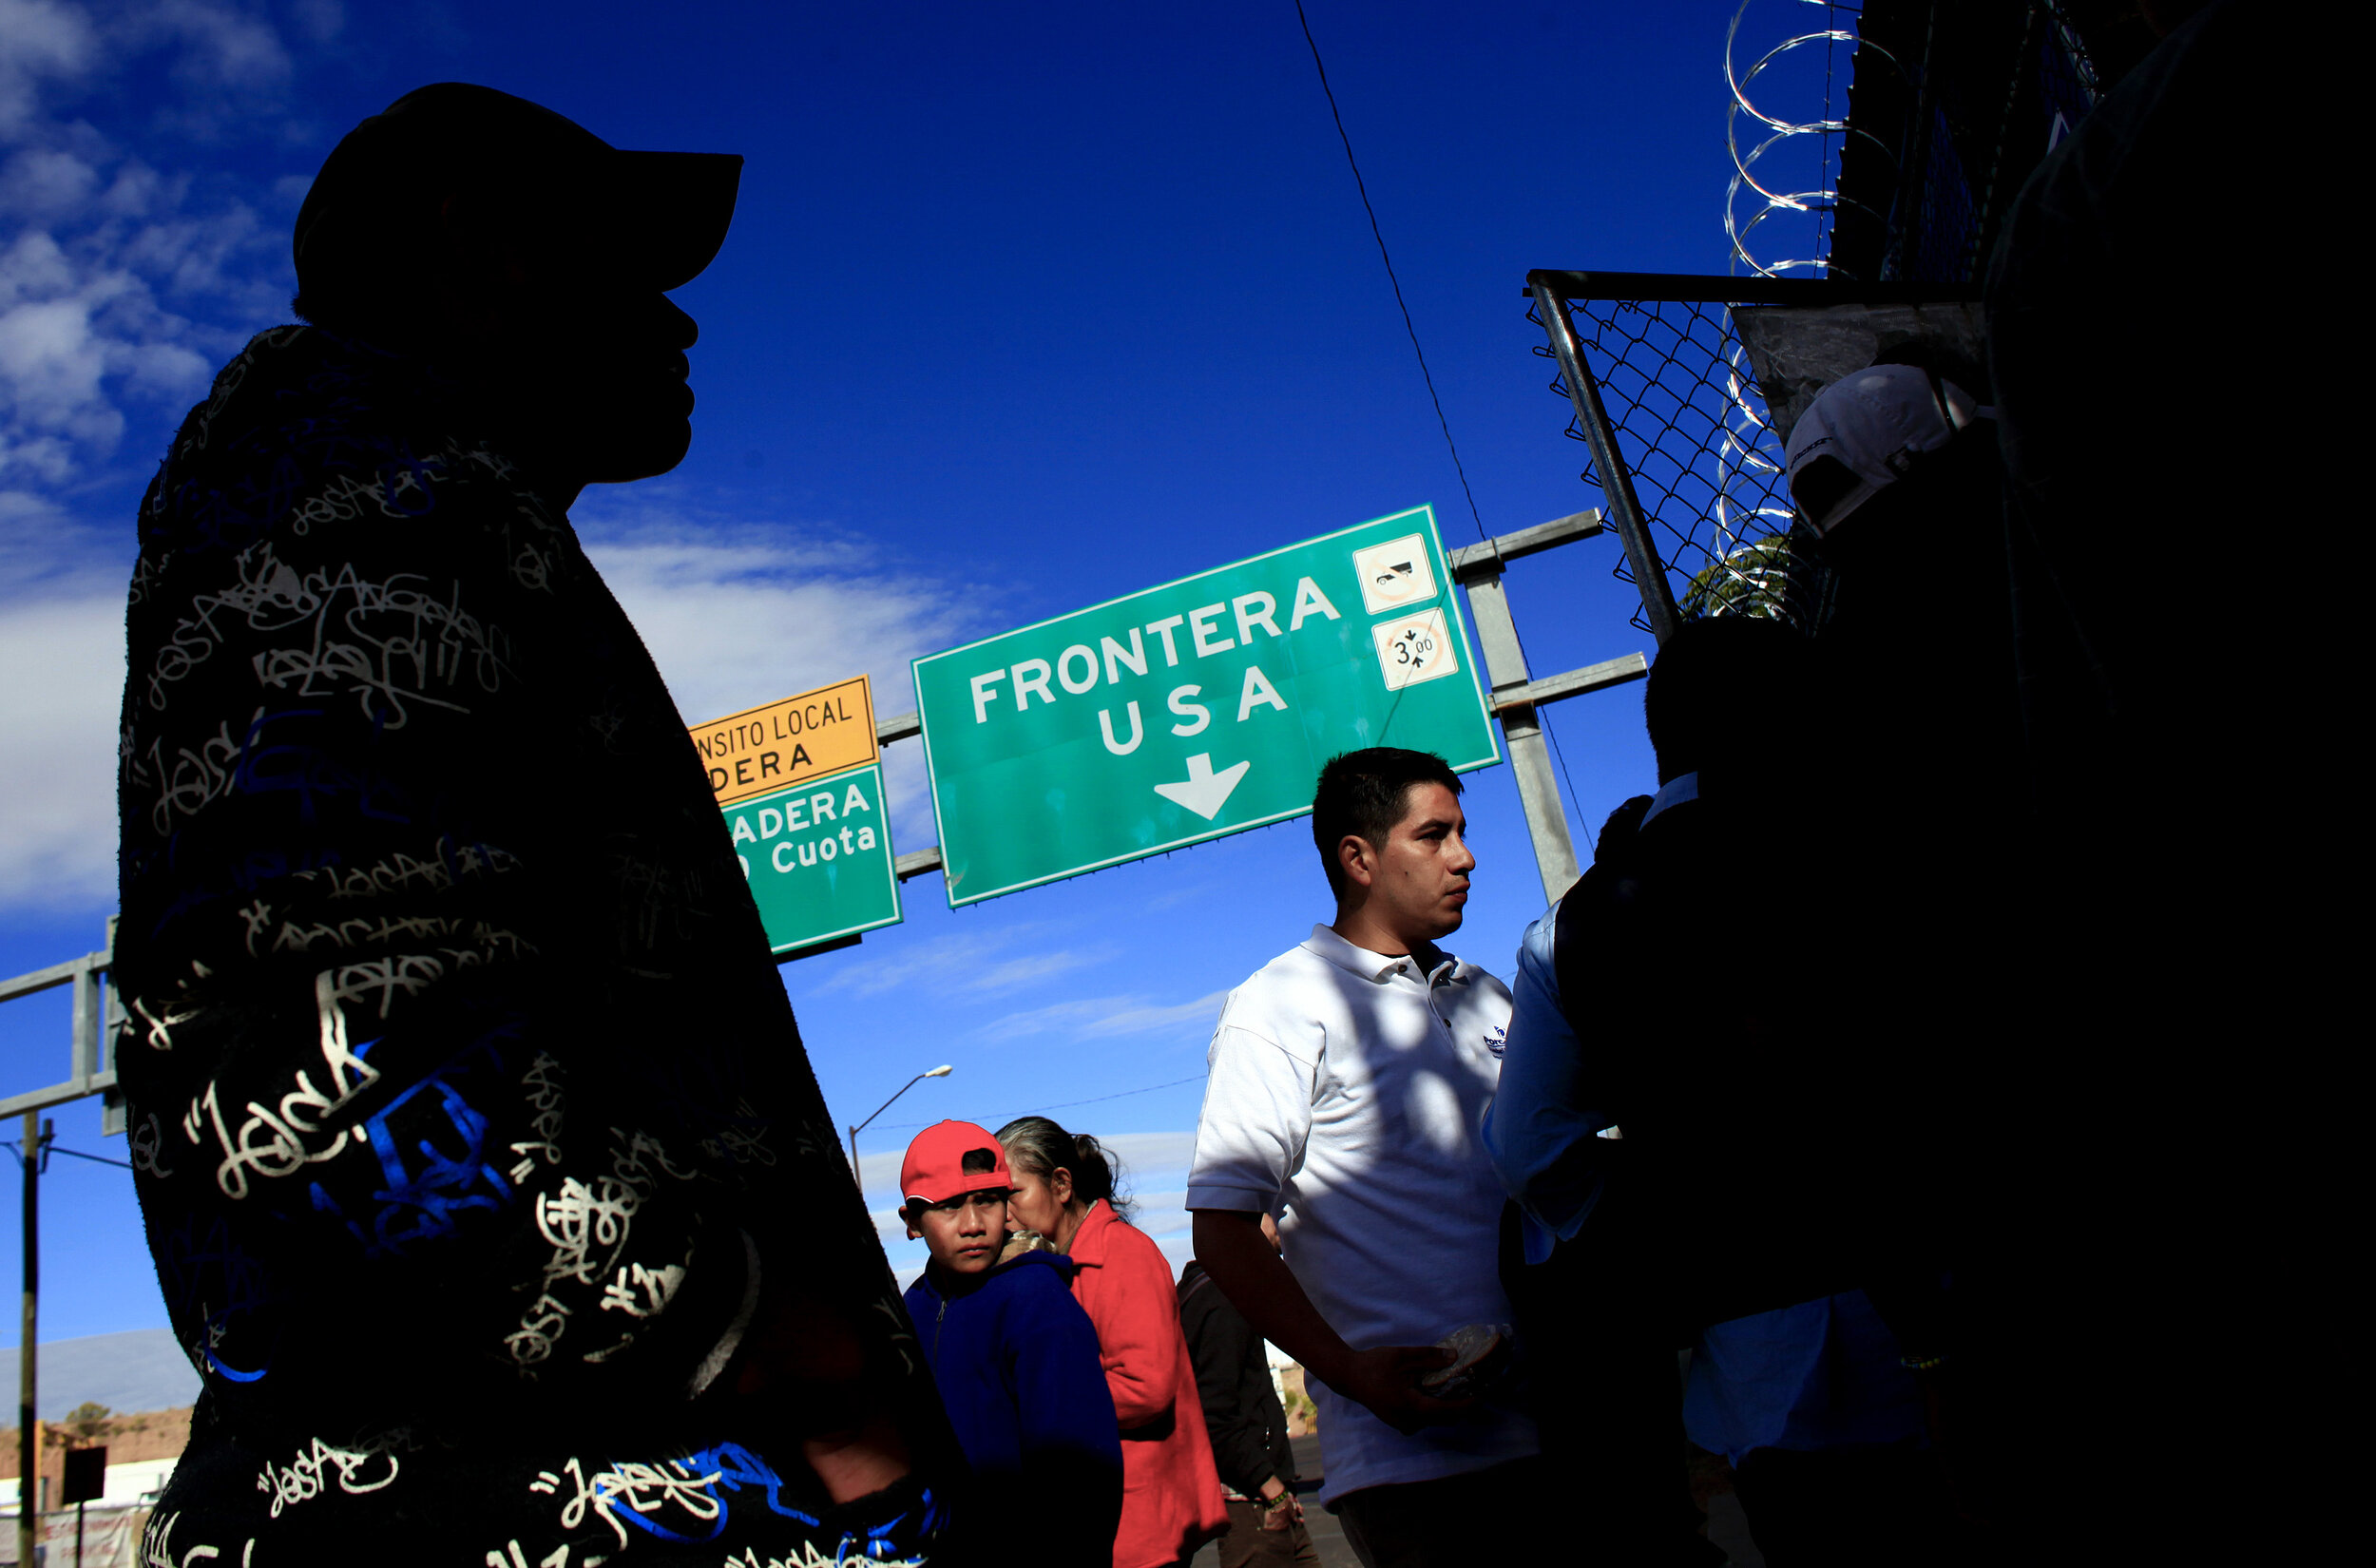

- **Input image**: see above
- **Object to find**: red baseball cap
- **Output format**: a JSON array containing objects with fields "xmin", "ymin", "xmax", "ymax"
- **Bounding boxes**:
[{"xmin": 900, "ymin": 1120, "xmax": 1011, "ymax": 1207}]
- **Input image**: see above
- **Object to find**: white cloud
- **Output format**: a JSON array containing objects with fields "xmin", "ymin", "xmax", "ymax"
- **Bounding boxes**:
[
  {"xmin": 814, "ymin": 918, "xmax": 1111, "ymax": 1002},
  {"xmin": 0, "ymin": 582, "xmax": 126, "ymax": 912},
  {"xmin": 0, "ymin": 0, "xmax": 97, "ymax": 138},
  {"xmin": 0, "ymin": 3, "xmax": 291, "ymax": 495},
  {"xmin": 575, "ymin": 498, "xmax": 987, "ymax": 851},
  {"xmin": 977, "ymin": 989, "xmax": 1227, "ymax": 1045},
  {"xmin": 576, "ymin": 507, "xmax": 972, "ymax": 726},
  {"xmin": 140, "ymin": 1, "xmax": 293, "ymax": 93}
]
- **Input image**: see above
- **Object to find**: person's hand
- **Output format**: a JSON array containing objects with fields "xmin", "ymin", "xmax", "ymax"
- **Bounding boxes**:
[
  {"xmin": 1322, "ymin": 1346, "xmax": 1474, "ymax": 1434},
  {"xmin": 1256, "ymin": 1482, "xmax": 1300, "ymax": 1532}
]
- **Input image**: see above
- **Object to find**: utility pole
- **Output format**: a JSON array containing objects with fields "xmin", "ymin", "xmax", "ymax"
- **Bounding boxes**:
[
  {"xmin": 1446, "ymin": 512, "xmax": 1651, "ymax": 905},
  {"xmin": 16, "ymin": 1112, "xmax": 45, "ymax": 1568}
]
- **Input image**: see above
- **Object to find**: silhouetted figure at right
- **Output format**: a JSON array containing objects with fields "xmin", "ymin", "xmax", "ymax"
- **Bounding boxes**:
[
  {"xmin": 1979, "ymin": 1, "xmax": 2331, "ymax": 1555},
  {"xmin": 1488, "ymin": 617, "xmax": 1949, "ymax": 1567}
]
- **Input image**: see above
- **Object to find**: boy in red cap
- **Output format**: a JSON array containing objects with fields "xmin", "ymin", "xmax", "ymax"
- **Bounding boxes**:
[{"xmin": 900, "ymin": 1121, "xmax": 1123, "ymax": 1568}]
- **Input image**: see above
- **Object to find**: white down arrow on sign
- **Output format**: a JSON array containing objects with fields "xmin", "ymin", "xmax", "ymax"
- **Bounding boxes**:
[{"xmin": 1152, "ymin": 753, "xmax": 1250, "ymax": 821}]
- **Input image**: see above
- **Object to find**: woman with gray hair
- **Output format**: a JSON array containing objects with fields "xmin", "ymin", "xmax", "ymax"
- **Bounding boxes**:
[{"xmin": 999, "ymin": 1118, "xmax": 1227, "ymax": 1568}]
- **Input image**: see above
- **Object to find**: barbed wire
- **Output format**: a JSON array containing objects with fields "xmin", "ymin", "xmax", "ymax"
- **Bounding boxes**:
[{"xmin": 1725, "ymin": 0, "xmax": 1887, "ymax": 280}]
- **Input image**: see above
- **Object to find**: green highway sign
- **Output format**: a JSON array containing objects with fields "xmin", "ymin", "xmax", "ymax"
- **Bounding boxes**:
[
  {"xmin": 725, "ymin": 762, "xmax": 903, "ymax": 954},
  {"xmin": 913, "ymin": 505, "xmax": 1501, "ymax": 907}
]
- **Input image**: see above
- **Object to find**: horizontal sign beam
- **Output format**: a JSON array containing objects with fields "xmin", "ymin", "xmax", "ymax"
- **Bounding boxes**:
[
  {"xmin": 1489, "ymin": 652, "xmax": 1651, "ymax": 713},
  {"xmin": 0, "ymin": 948, "xmax": 106, "ymax": 1006},
  {"xmin": 1446, "ymin": 510, "xmax": 1603, "ymax": 583},
  {"xmin": 0, "ymin": 1070, "xmax": 117, "ymax": 1122}
]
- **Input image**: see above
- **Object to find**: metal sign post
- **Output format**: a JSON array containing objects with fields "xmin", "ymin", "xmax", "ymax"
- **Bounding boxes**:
[
  {"xmin": 913, "ymin": 505, "xmax": 1503, "ymax": 907},
  {"xmin": 1446, "ymin": 512, "xmax": 1648, "ymax": 904}
]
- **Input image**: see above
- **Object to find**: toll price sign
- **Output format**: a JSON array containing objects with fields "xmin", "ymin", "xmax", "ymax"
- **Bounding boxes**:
[
  {"xmin": 724, "ymin": 762, "xmax": 903, "ymax": 955},
  {"xmin": 912, "ymin": 504, "xmax": 1499, "ymax": 907}
]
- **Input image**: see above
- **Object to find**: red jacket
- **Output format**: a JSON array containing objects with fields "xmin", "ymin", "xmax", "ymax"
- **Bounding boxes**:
[{"xmin": 1066, "ymin": 1200, "xmax": 1230, "ymax": 1568}]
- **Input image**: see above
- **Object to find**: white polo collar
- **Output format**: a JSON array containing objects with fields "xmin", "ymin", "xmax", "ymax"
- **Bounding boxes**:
[
  {"xmin": 1303, "ymin": 923, "xmax": 1465, "ymax": 986},
  {"xmin": 1640, "ymin": 771, "xmax": 1700, "ymax": 827}
]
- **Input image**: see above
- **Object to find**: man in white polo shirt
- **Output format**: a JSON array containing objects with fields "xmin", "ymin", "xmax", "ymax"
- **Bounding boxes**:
[{"xmin": 1187, "ymin": 748, "xmax": 1542, "ymax": 1568}]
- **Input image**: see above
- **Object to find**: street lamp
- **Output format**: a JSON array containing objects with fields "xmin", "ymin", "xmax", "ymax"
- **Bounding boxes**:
[{"xmin": 848, "ymin": 1065, "xmax": 954, "ymax": 1184}]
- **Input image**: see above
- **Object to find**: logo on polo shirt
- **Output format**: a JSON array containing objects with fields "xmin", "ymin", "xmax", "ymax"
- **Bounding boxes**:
[{"xmin": 1484, "ymin": 1023, "xmax": 1506, "ymax": 1059}]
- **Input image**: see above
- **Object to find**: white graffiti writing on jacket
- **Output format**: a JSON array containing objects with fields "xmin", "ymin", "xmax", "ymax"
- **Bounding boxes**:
[
  {"xmin": 256, "ymin": 1436, "xmax": 401, "ymax": 1517},
  {"xmin": 142, "ymin": 544, "xmax": 322, "ymax": 710},
  {"xmin": 138, "ymin": 711, "xmax": 256, "ymax": 836},
  {"xmin": 187, "ymin": 970, "xmax": 380, "ymax": 1200},
  {"xmin": 485, "ymin": 1542, "xmax": 599, "ymax": 1568},
  {"xmin": 283, "ymin": 840, "xmax": 522, "ymax": 907},
  {"xmin": 287, "ymin": 468, "xmax": 430, "ymax": 532},
  {"xmin": 128, "ymin": 991, "xmax": 204, "ymax": 1052},
  {"xmin": 140, "ymin": 1507, "xmax": 254, "ymax": 1567},
  {"xmin": 132, "ymin": 1111, "xmax": 175, "ymax": 1177},
  {"xmin": 246, "ymin": 559, "xmax": 513, "ymax": 726},
  {"xmin": 317, "ymin": 947, "xmax": 496, "ymax": 1022},
  {"xmin": 601, "ymin": 1259, "xmax": 686, "ymax": 1320},
  {"xmin": 238, "ymin": 900, "xmax": 533, "ymax": 966},
  {"xmin": 726, "ymin": 1546, "xmax": 928, "ymax": 1568},
  {"xmin": 508, "ymin": 1052, "xmax": 565, "ymax": 1183},
  {"xmin": 530, "ymin": 1455, "xmax": 722, "ymax": 1552},
  {"xmin": 505, "ymin": 1130, "xmax": 693, "ymax": 1367}
]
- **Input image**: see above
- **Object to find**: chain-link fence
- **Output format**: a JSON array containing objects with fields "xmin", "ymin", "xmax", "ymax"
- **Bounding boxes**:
[{"xmin": 1523, "ymin": 271, "xmax": 1978, "ymax": 641}]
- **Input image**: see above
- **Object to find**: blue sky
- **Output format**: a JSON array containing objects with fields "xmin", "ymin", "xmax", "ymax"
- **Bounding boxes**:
[{"xmin": 0, "ymin": 0, "xmax": 1840, "ymax": 1340}]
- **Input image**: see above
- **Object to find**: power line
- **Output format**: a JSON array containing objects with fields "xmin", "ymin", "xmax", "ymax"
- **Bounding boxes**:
[
  {"xmin": 1541, "ymin": 704, "xmax": 1591, "ymax": 858},
  {"xmin": 1292, "ymin": 0, "xmax": 1489, "ymax": 542},
  {"xmin": 877, "ymin": 1073, "xmax": 1207, "ymax": 1135},
  {"xmin": 3, "ymin": 1139, "xmax": 131, "ymax": 1171}
]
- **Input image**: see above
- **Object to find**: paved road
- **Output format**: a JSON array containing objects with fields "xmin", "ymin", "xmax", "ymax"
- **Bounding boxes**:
[{"xmin": 1186, "ymin": 1433, "xmax": 1767, "ymax": 1567}]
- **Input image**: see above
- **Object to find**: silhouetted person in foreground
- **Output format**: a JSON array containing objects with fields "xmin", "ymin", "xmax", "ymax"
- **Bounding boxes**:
[{"xmin": 115, "ymin": 84, "xmax": 958, "ymax": 1563}]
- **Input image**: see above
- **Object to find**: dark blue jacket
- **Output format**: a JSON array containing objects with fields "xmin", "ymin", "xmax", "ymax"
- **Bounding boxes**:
[{"xmin": 906, "ymin": 1251, "xmax": 1121, "ymax": 1561}]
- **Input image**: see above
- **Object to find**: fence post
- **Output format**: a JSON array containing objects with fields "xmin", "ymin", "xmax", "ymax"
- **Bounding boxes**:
[{"xmin": 1531, "ymin": 279, "xmax": 1683, "ymax": 644}]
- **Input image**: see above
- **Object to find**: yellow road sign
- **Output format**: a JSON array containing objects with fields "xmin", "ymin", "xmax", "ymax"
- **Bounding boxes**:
[{"xmin": 691, "ymin": 675, "xmax": 879, "ymax": 807}]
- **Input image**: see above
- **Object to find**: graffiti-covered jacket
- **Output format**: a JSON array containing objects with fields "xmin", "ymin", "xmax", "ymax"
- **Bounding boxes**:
[{"xmin": 116, "ymin": 325, "xmax": 950, "ymax": 1566}]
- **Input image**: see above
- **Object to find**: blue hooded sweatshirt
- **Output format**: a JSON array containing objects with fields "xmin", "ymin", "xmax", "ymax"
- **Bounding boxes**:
[{"xmin": 906, "ymin": 1250, "xmax": 1121, "ymax": 1561}]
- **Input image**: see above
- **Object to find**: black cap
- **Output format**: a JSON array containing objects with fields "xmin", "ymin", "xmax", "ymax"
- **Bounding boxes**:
[{"xmin": 295, "ymin": 83, "xmax": 742, "ymax": 296}]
